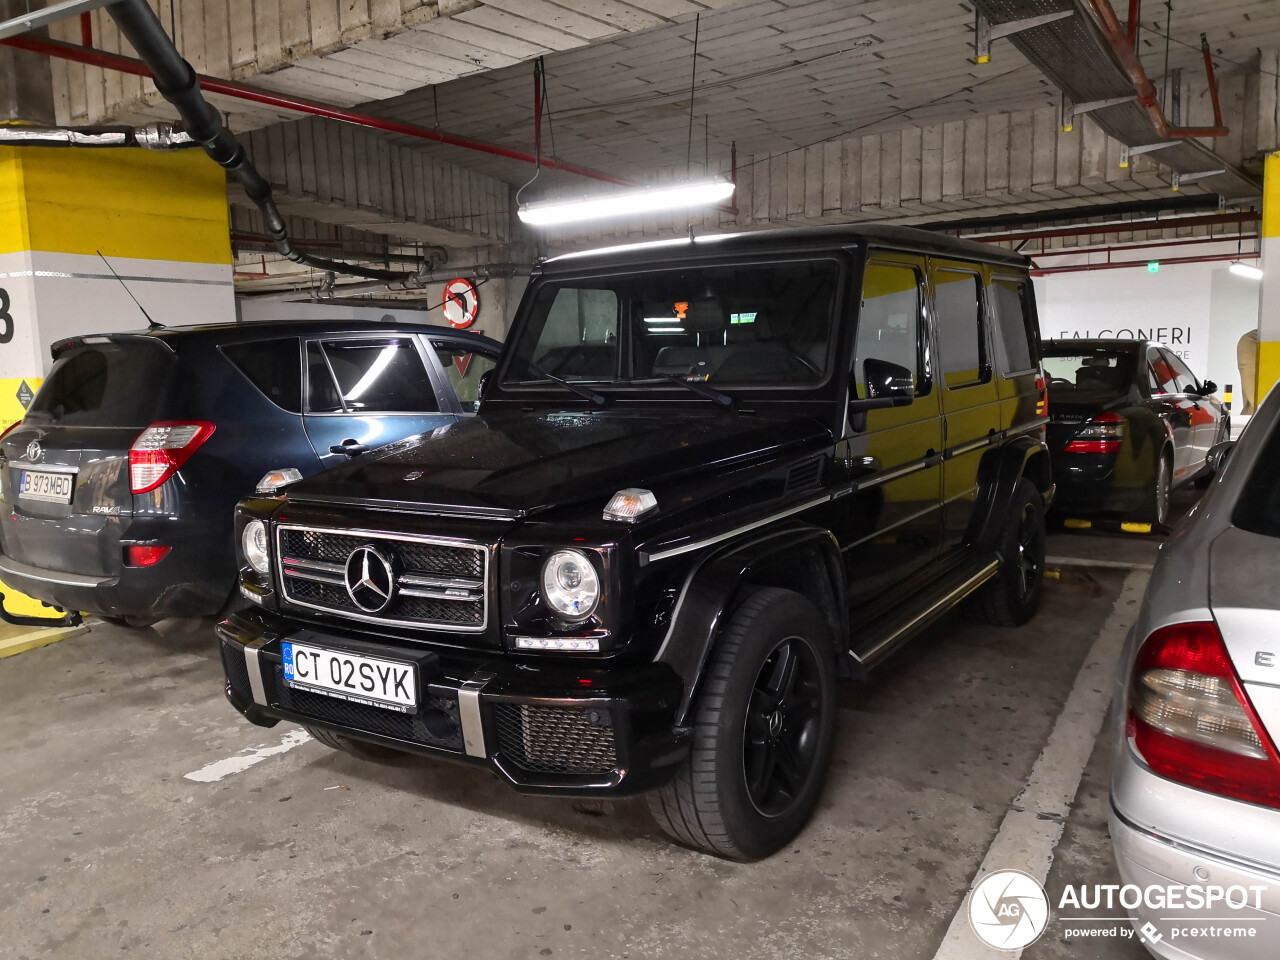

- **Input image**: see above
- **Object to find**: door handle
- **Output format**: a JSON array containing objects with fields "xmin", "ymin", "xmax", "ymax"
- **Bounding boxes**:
[{"xmin": 330, "ymin": 438, "xmax": 369, "ymax": 456}]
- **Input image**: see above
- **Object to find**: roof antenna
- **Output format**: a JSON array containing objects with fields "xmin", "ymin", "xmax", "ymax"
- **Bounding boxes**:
[{"xmin": 97, "ymin": 250, "xmax": 162, "ymax": 330}]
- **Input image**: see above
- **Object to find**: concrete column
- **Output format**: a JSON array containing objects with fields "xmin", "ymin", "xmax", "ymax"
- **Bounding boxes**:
[
  {"xmin": 0, "ymin": 146, "xmax": 234, "ymax": 619},
  {"xmin": 0, "ymin": 0, "xmax": 54, "ymax": 125},
  {"xmin": 1256, "ymin": 151, "xmax": 1280, "ymax": 405}
]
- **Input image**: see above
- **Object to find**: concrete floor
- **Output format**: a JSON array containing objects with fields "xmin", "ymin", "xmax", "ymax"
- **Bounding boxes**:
[{"xmin": 0, "ymin": 504, "xmax": 1194, "ymax": 960}]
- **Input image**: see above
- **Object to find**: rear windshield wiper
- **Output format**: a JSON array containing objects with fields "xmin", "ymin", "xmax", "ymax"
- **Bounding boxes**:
[
  {"xmin": 518, "ymin": 362, "xmax": 607, "ymax": 406},
  {"xmin": 634, "ymin": 374, "xmax": 734, "ymax": 409}
]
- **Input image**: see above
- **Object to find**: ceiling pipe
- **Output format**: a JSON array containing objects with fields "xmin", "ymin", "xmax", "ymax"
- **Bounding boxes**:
[
  {"xmin": 0, "ymin": 120, "xmax": 193, "ymax": 148},
  {"xmin": 1080, "ymin": 0, "xmax": 1228, "ymax": 139},
  {"xmin": 1, "ymin": 33, "xmax": 634, "ymax": 187},
  {"xmin": 96, "ymin": 0, "xmax": 415, "ymax": 283},
  {"xmin": 1027, "ymin": 233, "xmax": 1258, "ymax": 258},
  {"xmin": 970, "ymin": 211, "xmax": 1259, "ymax": 245},
  {"xmin": 1031, "ymin": 250, "xmax": 1257, "ymax": 276},
  {"xmin": 230, "ymin": 231, "xmax": 447, "ymax": 266}
]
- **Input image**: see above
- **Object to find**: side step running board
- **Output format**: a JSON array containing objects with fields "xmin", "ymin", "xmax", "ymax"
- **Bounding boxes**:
[{"xmin": 850, "ymin": 556, "xmax": 999, "ymax": 671}]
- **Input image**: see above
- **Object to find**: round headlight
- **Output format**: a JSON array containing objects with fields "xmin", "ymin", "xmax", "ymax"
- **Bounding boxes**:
[
  {"xmin": 241, "ymin": 520, "xmax": 270, "ymax": 575},
  {"xmin": 541, "ymin": 549, "xmax": 600, "ymax": 621}
]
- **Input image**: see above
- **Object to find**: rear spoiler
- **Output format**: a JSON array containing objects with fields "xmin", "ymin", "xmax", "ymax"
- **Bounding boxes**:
[{"xmin": 50, "ymin": 333, "xmax": 175, "ymax": 362}]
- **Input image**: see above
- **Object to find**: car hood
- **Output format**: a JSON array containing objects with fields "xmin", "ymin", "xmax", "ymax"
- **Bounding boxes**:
[{"xmin": 287, "ymin": 408, "xmax": 831, "ymax": 518}]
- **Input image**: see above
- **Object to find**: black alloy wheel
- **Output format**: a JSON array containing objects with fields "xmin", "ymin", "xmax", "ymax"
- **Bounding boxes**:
[
  {"xmin": 647, "ymin": 586, "xmax": 837, "ymax": 861},
  {"xmin": 970, "ymin": 478, "xmax": 1046, "ymax": 627},
  {"xmin": 743, "ymin": 637, "xmax": 824, "ymax": 818}
]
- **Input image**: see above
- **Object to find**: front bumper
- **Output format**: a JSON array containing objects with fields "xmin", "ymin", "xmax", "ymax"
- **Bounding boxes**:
[{"xmin": 216, "ymin": 610, "xmax": 689, "ymax": 797}]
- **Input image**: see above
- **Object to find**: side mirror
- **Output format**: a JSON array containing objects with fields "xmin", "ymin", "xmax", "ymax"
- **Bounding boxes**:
[
  {"xmin": 1208, "ymin": 439, "xmax": 1235, "ymax": 473},
  {"xmin": 849, "ymin": 358, "xmax": 915, "ymax": 411},
  {"xmin": 1200, "ymin": 379, "xmax": 1218, "ymax": 395},
  {"xmin": 476, "ymin": 371, "xmax": 492, "ymax": 408}
]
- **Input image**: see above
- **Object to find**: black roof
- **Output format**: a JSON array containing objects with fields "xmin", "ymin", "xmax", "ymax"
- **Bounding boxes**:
[
  {"xmin": 540, "ymin": 223, "xmax": 1028, "ymax": 273},
  {"xmin": 51, "ymin": 319, "xmax": 502, "ymax": 358}
]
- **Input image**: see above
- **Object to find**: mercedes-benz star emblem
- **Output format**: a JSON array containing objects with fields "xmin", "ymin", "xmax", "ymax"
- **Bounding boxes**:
[
  {"xmin": 25, "ymin": 440, "xmax": 42, "ymax": 462},
  {"xmin": 344, "ymin": 545, "xmax": 397, "ymax": 614}
]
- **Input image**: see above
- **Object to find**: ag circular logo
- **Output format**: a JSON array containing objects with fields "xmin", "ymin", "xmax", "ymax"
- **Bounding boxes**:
[
  {"xmin": 967, "ymin": 869, "xmax": 1050, "ymax": 950},
  {"xmin": 344, "ymin": 545, "xmax": 397, "ymax": 614}
]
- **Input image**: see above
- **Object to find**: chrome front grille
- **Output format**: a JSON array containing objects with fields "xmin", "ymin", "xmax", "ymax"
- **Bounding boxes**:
[{"xmin": 276, "ymin": 525, "xmax": 488, "ymax": 632}]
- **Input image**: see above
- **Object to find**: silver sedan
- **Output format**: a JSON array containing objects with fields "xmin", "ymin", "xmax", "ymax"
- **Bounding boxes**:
[{"xmin": 1110, "ymin": 388, "xmax": 1280, "ymax": 959}]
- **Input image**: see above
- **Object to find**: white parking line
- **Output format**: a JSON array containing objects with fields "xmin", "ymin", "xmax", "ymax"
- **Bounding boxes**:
[
  {"xmin": 1046, "ymin": 555, "xmax": 1154, "ymax": 572},
  {"xmin": 932, "ymin": 569, "xmax": 1149, "ymax": 960},
  {"xmin": 183, "ymin": 728, "xmax": 312, "ymax": 783}
]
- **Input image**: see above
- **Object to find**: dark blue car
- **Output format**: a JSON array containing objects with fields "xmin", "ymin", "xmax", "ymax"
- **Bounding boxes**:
[{"xmin": 0, "ymin": 320, "xmax": 503, "ymax": 626}]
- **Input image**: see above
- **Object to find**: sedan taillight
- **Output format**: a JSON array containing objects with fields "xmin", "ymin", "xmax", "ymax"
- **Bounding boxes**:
[
  {"xmin": 1128, "ymin": 621, "xmax": 1280, "ymax": 809},
  {"xmin": 129, "ymin": 421, "xmax": 216, "ymax": 494},
  {"xmin": 1064, "ymin": 411, "xmax": 1125, "ymax": 454}
]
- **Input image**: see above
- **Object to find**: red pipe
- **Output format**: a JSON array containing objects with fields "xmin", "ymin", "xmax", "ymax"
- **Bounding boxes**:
[
  {"xmin": 1081, "ymin": 0, "xmax": 1228, "ymax": 138},
  {"xmin": 1, "ymin": 34, "xmax": 633, "ymax": 187},
  {"xmin": 1032, "ymin": 234, "xmax": 1257, "ymax": 258},
  {"xmin": 973, "ymin": 211, "xmax": 1258, "ymax": 245},
  {"xmin": 1031, "ymin": 251, "xmax": 1257, "ymax": 276},
  {"xmin": 1201, "ymin": 33, "xmax": 1224, "ymax": 130},
  {"xmin": 1126, "ymin": 0, "xmax": 1140, "ymax": 49},
  {"xmin": 79, "ymin": 12, "xmax": 92, "ymax": 47}
]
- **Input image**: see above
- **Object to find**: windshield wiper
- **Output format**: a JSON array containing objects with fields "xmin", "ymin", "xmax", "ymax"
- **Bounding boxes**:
[
  {"xmin": 521, "ymin": 362, "xmax": 607, "ymax": 406},
  {"xmin": 649, "ymin": 374, "xmax": 735, "ymax": 408}
]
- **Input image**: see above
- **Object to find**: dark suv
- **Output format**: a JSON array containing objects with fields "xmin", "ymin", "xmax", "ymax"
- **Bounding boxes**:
[
  {"xmin": 219, "ymin": 226, "xmax": 1052, "ymax": 859},
  {"xmin": 0, "ymin": 321, "xmax": 501, "ymax": 625}
]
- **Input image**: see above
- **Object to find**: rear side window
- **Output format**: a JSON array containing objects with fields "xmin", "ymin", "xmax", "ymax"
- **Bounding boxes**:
[
  {"xmin": 221, "ymin": 338, "xmax": 302, "ymax": 413},
  {"xmin": 855, "ymin": 261, "xmax": 923, "ymax": 398},
  {"xmin": 1233, "ymin": 420, "xmax": 1280, "ymax": 539},
  {"xmin": 990, "ymin": 278, "xmax": 1037, "ymax": 373},
  {"xmin": 934, "ymin": 269, "xmax": 988, "ymax": 388},
  {"xmin": 1161, "ymin": 349, "xmax": 1200, "ymax": 394},
  {"xmin": 432, "ymin": 340, "xmax": 498, "ymax": 411},
  {"xmin": 307, "ymin": 339, "xmax": 438, "ymax": 413},
  {"xmin": 28, "ymin": 343, "xmax": 174, "ymax": 426}
]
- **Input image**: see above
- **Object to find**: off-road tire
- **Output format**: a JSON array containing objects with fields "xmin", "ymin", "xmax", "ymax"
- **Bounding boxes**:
[
  {"xmin": 647, "ymin": 587, "xmax": 837, "ymax": 861},
  {"xmin": 970, "ymin": 479, "xmax": 1046, "ymax": 627},
  {"xmin": 305, "ymin": 725, "xmax": 409, "ymax": 763}
]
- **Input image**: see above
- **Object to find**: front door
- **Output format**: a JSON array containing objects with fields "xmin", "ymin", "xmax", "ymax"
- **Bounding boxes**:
[
  {"xmin": 302, "ymin": 335, "xmax": 456, "ymax": 468},
  {"xmin": 840, "ymin": 254, "xmax": 944, "ymax": 617}
]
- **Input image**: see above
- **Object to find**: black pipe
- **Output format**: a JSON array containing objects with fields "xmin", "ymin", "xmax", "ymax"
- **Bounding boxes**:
[{"xmin": 105, "ymin": 0, "xmax": 414, "ymax": 283}]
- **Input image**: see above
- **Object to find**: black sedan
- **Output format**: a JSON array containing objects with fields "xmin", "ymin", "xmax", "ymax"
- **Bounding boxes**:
[
  {"xmin": 0, "ymin": 320, "xmax": 502, "ymax": 626},
  {"xmin": 1042, "ymin": 339, "xmax": 1228, "ymax": 527}
]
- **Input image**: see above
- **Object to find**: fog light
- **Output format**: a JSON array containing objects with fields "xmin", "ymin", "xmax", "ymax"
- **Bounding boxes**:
[{"xmin": 514, "ymin": 636, "xmax": 600, "ymax": 652}]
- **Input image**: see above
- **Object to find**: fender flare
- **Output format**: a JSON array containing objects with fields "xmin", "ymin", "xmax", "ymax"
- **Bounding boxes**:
[
  {"xmin": 652, "ymin": 522, "xmax": 846, "ymax": 725},
  {"xmin": 967, "ymin": 435, "xmax": 1052, "ymax": 550}
]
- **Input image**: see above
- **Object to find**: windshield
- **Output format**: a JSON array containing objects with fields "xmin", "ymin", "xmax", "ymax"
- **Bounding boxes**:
[
  {"xmin": 503, "ymin": 258, "xmax": 841, "ymax": 390},
  {"xmin": 1043, "ymin": 350, "xmax": 1135, "ymax": 394}
]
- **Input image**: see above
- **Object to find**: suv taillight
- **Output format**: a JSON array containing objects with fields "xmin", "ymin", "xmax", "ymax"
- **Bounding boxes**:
[
  {"xmin": 1128, "ymin": 621, "xmax": 1280, "ymax": 809},
  {"xmin": 1035, "ymin": 373, "xmax": 1048, "ymax": 418},
  {"xmin": 129, "ymin": 421, "xmax": 216, "ymax": 494},
  {"xmin": 1064, "ymin": 411, "xmax": 1125, "ymax": 454}
]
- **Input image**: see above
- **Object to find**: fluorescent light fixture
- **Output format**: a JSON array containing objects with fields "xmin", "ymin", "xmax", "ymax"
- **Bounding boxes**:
[
  {"xmin": 643, "ymin": 317, "xmax": 681, "ymax": 324},
  {"xmin": 519, "ymin": 176, "xmax": 736, "ymax": 227},
  {"xmin": 647, "ymin": 328, "xmax": 686, "ymax": 335},
  {"xmin": 1229, "ymin": 260, "xmax": 1264, "ymax": 280}
]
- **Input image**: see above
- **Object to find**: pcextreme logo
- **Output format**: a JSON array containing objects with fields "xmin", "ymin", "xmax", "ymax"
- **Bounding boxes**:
[{"xmin": 967, "ymin": 869, "xmax": 1051, "ymax": 949}]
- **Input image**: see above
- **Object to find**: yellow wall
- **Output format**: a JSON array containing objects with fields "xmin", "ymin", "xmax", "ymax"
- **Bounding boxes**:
[
  {"xmin": 0, "ymin": 146, "xmax": 230, "ymax": 263},
  {"xmin": 1257, "ymin": 152, "xmax": 1280, "ymax": 403}
]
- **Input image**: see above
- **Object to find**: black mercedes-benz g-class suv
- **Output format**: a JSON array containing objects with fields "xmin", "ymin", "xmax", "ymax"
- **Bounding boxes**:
[{"xmin": 218, "ymin": 225, "xmax": 1052, "ymax": 860}]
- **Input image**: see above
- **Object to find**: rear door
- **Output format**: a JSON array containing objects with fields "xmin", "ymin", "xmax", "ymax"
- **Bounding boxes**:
[
  {"xmin": 1161, "ymin": 348, "xmax": 1219, "ymax": 470},
  {"xmin": 302, "ymin": 334, "xmax": 457, "ymax": 468},
  {"xmin": 0, "ymin": 337, "xmax": 175, "ymax": 576},
  {"xmin": 1150, "ymin": 347, "xmax": 1198, "ymax": 482}
]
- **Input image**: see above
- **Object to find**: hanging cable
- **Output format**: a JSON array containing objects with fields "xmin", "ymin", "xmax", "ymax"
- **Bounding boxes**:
[
  {"xmin": 686, "ymin": 13, "xmax": 700, "ymax": 179},
  {"xmin": 515, "ymin": 57, "xmax": 545, "ymax": 206}
]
